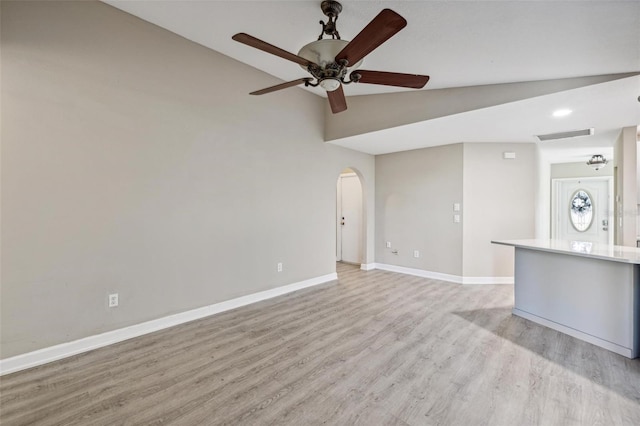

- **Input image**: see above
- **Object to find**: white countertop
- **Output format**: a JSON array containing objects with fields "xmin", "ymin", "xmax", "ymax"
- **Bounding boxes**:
[{"xmin": 492, "ymin": 239, "xmax": 640, "ymax": 264}]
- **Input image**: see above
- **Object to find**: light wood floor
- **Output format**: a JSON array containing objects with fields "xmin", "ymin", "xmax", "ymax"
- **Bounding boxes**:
[{"xmin": 2, "ymin": 263, "xmax": 640, "ymax": 425}]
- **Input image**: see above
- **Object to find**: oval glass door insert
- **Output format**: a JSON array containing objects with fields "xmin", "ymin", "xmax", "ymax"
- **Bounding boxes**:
[{"xmin": 570, "ymin": 190, "xmax": 593, "ymax": 232}]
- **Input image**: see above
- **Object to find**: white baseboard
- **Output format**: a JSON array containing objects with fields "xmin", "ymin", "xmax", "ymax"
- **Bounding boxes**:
[
  {"xmin": 360, "ymin": 263, "xmax": 376, "ymax": 271},
  {"xmin": 374, "ymin": 263, "xmax": 462, "ymax": 283},
  {"xmin": 373, "ymin": 263, "xmax": 513, "ymax": 285},
  {"xmin": 462, "ymin": 276, "xmax": 514, "ymax": 285},
  {"xmin": 0, "ymin": 273, "xmax": 337, "ymax": 376}
]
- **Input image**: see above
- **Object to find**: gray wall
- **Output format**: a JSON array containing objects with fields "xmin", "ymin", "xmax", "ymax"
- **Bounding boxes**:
[
  {"xmin": 1, "ymin": 1, "xmax": 374, "ymax": 358},
  {"xmin": 462, "ymin": 143, "xmax": 537, "ymax": 278},
  {"xmin": 375, "ymin": 144, "xmax": 464, "ymax": 275},
  {"xmin": 374, "ymin": 143, "xmax": 536, "ymax": 279}
]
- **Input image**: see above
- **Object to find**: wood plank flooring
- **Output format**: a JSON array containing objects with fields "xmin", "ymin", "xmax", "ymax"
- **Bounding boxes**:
[{"xmin": 2, "ymin": 262, "xmax": 640, "ymax": 425}]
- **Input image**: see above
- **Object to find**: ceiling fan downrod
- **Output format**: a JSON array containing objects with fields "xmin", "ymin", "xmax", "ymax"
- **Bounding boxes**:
[
  {"xmin": 307, "ymin": 1, "xmax": 362, "ymax": 88},
  {"xmin": 318, "ymin": 1, "xmax": 342, "ymax": 40}
]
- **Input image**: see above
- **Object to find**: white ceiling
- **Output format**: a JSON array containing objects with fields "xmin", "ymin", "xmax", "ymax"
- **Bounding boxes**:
[{"xmin": 105, "ymin": 0, "xmax": 640, "ymax": 160}]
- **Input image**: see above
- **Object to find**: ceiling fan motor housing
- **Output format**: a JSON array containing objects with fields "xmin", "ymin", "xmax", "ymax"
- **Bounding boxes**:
[{"xmin": 297, "ymin": 39, "xmax": 363, "ymax": 88}]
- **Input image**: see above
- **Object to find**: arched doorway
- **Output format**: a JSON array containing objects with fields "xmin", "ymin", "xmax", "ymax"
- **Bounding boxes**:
[{"xmin": 336, "ymin": 168, "xmax": 364, "ymax": 265}]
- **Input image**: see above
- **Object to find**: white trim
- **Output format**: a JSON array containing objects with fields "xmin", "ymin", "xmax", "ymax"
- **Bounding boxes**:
[
  {"xmin": 372, "ymin": 263, "xmax": 512, "ymax": 285},
  {"xmin": 0, "ymin": 273, "xmax": 337, "ymax": 376},
  {"xmin": 513, "ymin": 308, "xmax": 634, "ymax": 358},
  {"xmin": 462, "ymin": 276, "xmax": 514, "ymax": 285},
  {"xmin": 360, "ymin": 263, "xmax": 376, "ymax": 271},
  {"xmin": 374, "ymin": 263, "xmax": 462, "ymax": 283},
  {"xmin": 336, "ymin": 175, "xmax": 343, "ymax": 262}
]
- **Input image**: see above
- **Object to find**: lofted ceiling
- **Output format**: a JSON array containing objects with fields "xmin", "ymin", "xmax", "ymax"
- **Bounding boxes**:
[{"xmin": 104, "ymin": 0, "xmax": 639, "ymax": 160}]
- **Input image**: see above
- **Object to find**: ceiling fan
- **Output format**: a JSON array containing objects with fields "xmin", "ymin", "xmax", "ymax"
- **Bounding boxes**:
[{"xmin": 232, "ymin": 1, "xmax": 430, "ymax": 114}]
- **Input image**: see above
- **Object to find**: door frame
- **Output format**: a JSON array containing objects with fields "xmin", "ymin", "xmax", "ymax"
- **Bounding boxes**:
[
  {"xmin": 336, "ymin": 172, "xmax": 362, "ymax": 264},
  {"xmin": 551, "ymin": 176, "xmax": 614, "ymax": 245}
]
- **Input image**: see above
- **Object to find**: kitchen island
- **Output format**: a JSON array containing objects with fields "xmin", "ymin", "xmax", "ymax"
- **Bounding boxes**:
[{"xmin": 492, "ymin": 239, "xmax": 640, "ymax": 358}]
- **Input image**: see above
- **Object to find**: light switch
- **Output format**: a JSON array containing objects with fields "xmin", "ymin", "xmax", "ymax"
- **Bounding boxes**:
[
  {"xmin": 454, "ymin": 214, "xmax": 461, "ymax": 223},
  {"xmin": 453, "ymin": 203, "xmax": 460, "ymax": 212}
]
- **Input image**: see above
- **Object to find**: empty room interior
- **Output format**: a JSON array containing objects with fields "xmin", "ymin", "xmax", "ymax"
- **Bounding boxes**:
[{"xmin": 2, "ymin": 0, "xmax": 640, "ymax": 424}]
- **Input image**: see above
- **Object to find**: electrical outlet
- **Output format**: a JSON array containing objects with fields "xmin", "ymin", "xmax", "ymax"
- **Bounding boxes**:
[
  {"xmin": 454, "ymin": 214, "xmax": 461, "ymax": 223},
  {"xmin": 277, "ymin": 262, "xmax": 283, "ymax": 272},
  {"xmin": 386, "ymin": 241, "xmax": 391, "ymax": 248},
  {"xmin": 414, "ymin": 250, "xmax": 420, "ymax": 258},
  {"xmin": 108, "ymin": 293, "xmax": 119, "ymax": 308}
]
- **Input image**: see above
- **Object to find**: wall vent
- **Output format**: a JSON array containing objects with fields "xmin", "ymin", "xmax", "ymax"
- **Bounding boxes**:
[{"xmin": 536, "ymin": 128, "xmax": 594, "ymax": 141}]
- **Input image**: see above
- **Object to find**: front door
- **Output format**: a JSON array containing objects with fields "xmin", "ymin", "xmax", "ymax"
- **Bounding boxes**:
[{"xmin": 552, "ymin": 178, "xmax": 612, "ymax": 244}]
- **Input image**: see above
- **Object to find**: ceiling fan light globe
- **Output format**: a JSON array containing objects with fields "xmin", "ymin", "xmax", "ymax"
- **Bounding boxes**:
[
  {"xmin": 320, "ymin": 78, "xmax": 341, "ymax": 91},
  {"xmin": 297, "ymin": 39, "xmax": 363, "ymax": 70}
]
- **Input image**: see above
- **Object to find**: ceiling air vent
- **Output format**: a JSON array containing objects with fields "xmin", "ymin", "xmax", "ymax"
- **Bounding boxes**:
[{"xmin": 536, "ymin": 128, "xmax": 594, "ymax": 141}]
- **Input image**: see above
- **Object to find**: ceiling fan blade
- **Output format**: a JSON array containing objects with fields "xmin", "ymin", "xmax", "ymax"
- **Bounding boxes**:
[
  {"xmin": 250, "ymin": 78, "xmax": 312, "ymax": 95},
  {"xmin": 232, "ymin": 33, "xmax": 318, "ymax": 67},
  {"xmin": 335, "ymin": 9, "xmax": 406, "ymax": 67},
  {"xmin": 327, "ymin": 85, "xmax": 347, "ymax": 114},
  {"xmin": 353, "ymin": 70, "xmax": 430, "ymax": 89}
]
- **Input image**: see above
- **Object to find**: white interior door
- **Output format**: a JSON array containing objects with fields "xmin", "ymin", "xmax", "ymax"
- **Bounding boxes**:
[
  {"xmin": 552, "ymin": 178, "xmax": 612, "ymax": 244},
  {"xmin": 337, "ymin": 173, "xmax": 362, "ymax": 264}
]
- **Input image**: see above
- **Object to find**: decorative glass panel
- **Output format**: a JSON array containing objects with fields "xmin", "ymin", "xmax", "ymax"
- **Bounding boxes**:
[{"xmin": 570, "ymin": 190, "xmax": 593, "ymax": 232}]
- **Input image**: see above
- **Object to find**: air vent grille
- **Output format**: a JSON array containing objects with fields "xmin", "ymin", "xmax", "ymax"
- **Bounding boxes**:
[{"xmin": 536, "ymin": 128, "xmax": 594, "ymax": 141}]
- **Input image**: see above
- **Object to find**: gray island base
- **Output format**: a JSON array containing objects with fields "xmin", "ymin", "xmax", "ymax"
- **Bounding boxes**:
[{"xmin": 493, "ymin": 239, "xmax": 639, "ymax": 359}]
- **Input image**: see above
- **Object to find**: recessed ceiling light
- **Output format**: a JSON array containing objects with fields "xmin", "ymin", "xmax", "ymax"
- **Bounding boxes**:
[{"xmin": 552, "ymin": 109, "xmax": 572, "ymax": 118}]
